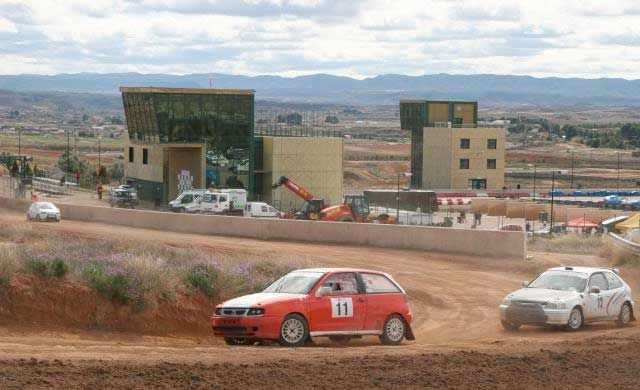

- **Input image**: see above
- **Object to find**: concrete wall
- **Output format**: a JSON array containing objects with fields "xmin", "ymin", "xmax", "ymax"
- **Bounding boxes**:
[
  {"xmin": 124, "ymin": 141, "xmax": 164, "ymax": 183},
  {"xmin": 0, "ymin": 196, "xmax": 525, "ymax": 260},
  {"xmin": 263, "ymin": 136, "xmax": 343, "ymax": 210}
]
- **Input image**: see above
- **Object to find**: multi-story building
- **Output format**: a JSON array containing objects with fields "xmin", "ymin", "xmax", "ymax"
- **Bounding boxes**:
[
  {"xmin": 120, "ymin": 87, "xmax": 343, "ymax": 205},
  {"xmin": 400, "ymin": 100, "xmax": 505, "ymax": 190}
]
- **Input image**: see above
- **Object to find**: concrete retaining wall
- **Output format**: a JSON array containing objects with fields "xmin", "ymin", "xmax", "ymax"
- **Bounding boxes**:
[{"xmin": 0, "ymin": 197, "xmax": 526, "ymax": 260}]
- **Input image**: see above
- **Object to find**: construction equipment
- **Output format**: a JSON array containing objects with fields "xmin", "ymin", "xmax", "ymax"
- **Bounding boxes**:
[{"xmin": 272, "ymin": 176, "xmax": 395, "ymax": 223}]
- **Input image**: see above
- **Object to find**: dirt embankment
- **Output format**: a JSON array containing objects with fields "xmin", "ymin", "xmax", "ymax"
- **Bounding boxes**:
[{"xmin": 0, "ymin": 274, "xmax": 217, "ymax": 337}]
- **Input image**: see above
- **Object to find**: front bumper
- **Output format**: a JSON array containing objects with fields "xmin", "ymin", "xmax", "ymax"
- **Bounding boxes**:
[
  {"xmin": 500, "ymin": 304, "xmax": 571, "ymax": 325},
  {"xmin": 40, "ymin": 214, "xmax": 60, "ymax": 221},
  {"xmin": 211, "ymin": 316, "xmax": 281, "ymax": 340}
]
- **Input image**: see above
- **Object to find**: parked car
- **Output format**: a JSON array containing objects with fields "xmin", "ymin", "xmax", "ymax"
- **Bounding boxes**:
[
  {"xmin": 244, "ymin": 202, "xmax": 281, "ymax": 218},
  {"xmin": 109, "ymin": 185, "xmax": 139, "ymax": 208},
  {"xmin": 27, "ymin": 202, "xmax": 61, "ymax": 222},
  {"xmin": 169, "ymin": 189, "xmax": 207, "ymax": 212},
  {"xmin": 212, "ymin": 268, "xmax": 414, "ymax": 346},
  {"xmin": 500, "ymin": 266, "xmax": 635, "ymax": 331}
]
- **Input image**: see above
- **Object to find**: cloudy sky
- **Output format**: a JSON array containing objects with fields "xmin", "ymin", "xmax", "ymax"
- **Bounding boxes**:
[{"xmin": 1, "ymin": 0, "xmax": 640, "ymax": 79}]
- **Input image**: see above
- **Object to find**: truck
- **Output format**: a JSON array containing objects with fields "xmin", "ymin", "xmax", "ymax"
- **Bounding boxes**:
[
  {"xmin": 184, "ymin": 189, "xmax": 247, "ymax": 215},
  {"xmin": 169, "ymin": 189, "xmax": 208, "ymax": 212},
  {"xmin": 272, "ymin": 176, "xmax": 394, "ymax": 223}
]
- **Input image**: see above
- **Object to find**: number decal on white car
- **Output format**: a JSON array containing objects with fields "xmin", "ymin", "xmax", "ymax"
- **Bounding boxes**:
[{"xmin": 331, "ymin": 297, "xmax": 353, "ymax": 318}]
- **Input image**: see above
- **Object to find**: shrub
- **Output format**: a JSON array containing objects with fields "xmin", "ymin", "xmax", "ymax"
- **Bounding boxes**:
[
  {"xmin": 51, "ymin": 259, "xmax": 69, "ymax": 278},
  {"xmin": 25, "ymin": 258, "xmax": 51, "ymax": 277},
  {"xmin": 24, "ymin": 257, "xmax": 69, "ymax": 278},
  {"xmin": 84, "ymin": 264, "xmax": 137, "ymax": 307},
  {"xmin": 184, "ymin": 263, "xmax": 219, "ymax": 297},
  {"xmin": 528, "ymin": 234, "xmax": 605, "ymax": 255}
]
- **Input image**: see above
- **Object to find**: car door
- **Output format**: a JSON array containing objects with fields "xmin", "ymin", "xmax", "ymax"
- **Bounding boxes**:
[
  {"xmin": 360, "ymin": 272, "xmax": 405, "ymax": 332},
  {"xmin": 604, "ymin": 272, "xmax": 626, "ymax": 319},
  {"xmin": 308, "ymin": 272, "xmax": 366, "ymax": 333},
  {"xmin": 585, "ymin": 272, "xmax": 609, "ymax": 320}
]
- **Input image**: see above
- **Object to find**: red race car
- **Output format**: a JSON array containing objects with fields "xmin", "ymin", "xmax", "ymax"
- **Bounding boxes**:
[{"xmin": 212, "ymin": 268, "xmax": 414, "ymax": 347}]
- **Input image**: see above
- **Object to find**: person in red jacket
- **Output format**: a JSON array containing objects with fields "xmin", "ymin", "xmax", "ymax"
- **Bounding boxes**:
[{"xmin": 97, "ymin": 183, "xmax": 104, "ymax": 200}]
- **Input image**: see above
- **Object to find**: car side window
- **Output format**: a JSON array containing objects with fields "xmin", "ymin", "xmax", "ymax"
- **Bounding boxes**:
[
  {"xmin": 219, "ymin": 196, "xmax": 227, "ymax": 202},
  {"xmin": 589, "ymin": 273, "xmax": 609, "ymax": 291},
  {"xmin": 268, "ymin": 207, "xmax": 276, "ymax": 213},
  {"xmin": 605, "ymin": 272, "xmax": 623, "ymax": 289},
  {"xmin": 261, "ymin": 206, "xmax": 268, "ymax": 212},
  {"xmin": 323, "ymin": 273, "xmax": 359, "ymax": 295},
  {"xmin": 361, "ymin": 273, "xmax": 401, "ymax": 294}
]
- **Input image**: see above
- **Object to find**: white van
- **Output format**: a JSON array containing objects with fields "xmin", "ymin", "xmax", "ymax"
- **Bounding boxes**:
[
  {"xmin": 185, "ymin": 189, "xmax": 247, "ymax": 215},
  {"xmin": 244, "ymin": 202, "xmax": 281, "ymax": 218},
  {"xmin": 169, "ymin": 189, "xmax": 208, "ymax": 212}
]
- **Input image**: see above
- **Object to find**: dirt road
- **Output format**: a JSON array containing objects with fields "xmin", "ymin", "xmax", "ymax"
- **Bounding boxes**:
[{"xmin": 0, "ymin": 210, "xmax": 638, "ymax": 388}]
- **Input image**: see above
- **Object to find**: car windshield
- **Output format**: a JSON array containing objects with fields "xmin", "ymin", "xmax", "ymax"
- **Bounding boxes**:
[
  {"xmin": 38, "ymin": 203, "xmax": 55, "ymax": 210},
  {"xmin": 263, "ymin": 272, "xmax": 325, "ymax": 294},
  {"xmin": 527, "ymin": 271, "xmax": 587, "ymax": 292}
]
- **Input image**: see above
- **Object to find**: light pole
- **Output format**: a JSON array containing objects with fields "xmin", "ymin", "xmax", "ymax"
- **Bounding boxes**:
[
  {"xmin": 550, "ymin": 170, "xmax": 555, "ymax": 233},
  {"xmin": 67, "ymin": 129, "xmax": 71, "ymax": 175},
  {"xmin": 617, "ymin": 151, "xmax": 620, "ymax": 193},
  {"xmin": 397, "ymin": 172, "xmax": 412, "ymax": 223},
  {"xmin": 529, "ymin": 163, "xmax": 537, "ymax": 202},
  {"xmin": 570, "ymin": 151, "xmax": 574, "ymax": 189},
  {"xmin": 17, "ymin": 126, "xmax": 21, "ymax": 176}
]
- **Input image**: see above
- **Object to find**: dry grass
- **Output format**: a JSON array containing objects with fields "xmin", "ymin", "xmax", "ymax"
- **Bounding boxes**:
[
  {"xmin": 528, "ymin": 234, "xmax": 606, "ymax": 255},
  {"xmin": 0, "ymin": 223, "xmax": 312, "ymax": 308},
  {"xmin": 600, "ymin": 239, "xmax": 640, "ymax": 266}
]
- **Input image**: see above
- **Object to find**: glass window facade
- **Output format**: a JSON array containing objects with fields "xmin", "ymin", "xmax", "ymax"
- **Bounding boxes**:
[{"xmin": 122, "ymin": 88, "xmax": 255, "ymax": 195}]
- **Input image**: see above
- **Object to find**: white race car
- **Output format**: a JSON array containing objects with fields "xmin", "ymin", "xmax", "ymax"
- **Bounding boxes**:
[
  {"xmin": 500, "ymin": 266, "xmax": 635, "ymax": 331},
  {"xmin": 27, "ymin": 202, "xmax": 61, "ymax": 222}
]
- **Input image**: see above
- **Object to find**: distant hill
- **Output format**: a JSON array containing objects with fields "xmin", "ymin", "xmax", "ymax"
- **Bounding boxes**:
[{"xmin": 1, "ymin": 72, "xmax": 640, "ymax": 106}]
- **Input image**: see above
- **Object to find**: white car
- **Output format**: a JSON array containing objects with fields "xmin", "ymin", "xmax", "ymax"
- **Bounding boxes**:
[
  {"xmin": 500, "ymin": 266, "xmax": 635, "ymax": 331},
  {"xmin": 244, "ymin": 202, "xmax": 281, "ymax": 218},
  {"xmin": 27, "ymin": 202, "xmax": 61, "ymax": 222},
  {"xmin": 169, "ymin": 189, "xmax": 207, "ymax": 212}
]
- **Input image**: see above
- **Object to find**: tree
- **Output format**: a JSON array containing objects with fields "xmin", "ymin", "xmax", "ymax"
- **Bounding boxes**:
[
  {"xmin": 325, "ymin": 115, "xmax": 339, "ymax": 124},
  {"xmin": 24, "ymin": 163, "xmax": 33, "ymax": 176},
  {"xmin": 561, "ymin": 125, "xmax": 578, "ymax": 140},
  {"xmin": 57, "ymin": 151, "xmax": 88, "ymax": 175},
  {"xmin": 10, "ymin": 160, "xmax": 19, "ymax": 177}
]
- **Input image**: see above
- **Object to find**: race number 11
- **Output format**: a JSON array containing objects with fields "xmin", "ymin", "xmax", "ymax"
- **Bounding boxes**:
[{"xmin": 331, "ymin": 297, "xmax": 353, "ymax": 318}]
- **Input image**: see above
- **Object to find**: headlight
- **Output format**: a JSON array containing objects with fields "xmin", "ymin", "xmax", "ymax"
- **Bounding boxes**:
[
  {"xmin": 501, "ymin": 297, "xmax": 512, "ymax": 305},
  {"xmin": 214, "ymin": 308, "xmax": 222, "ymax": 316},
  {"xmin": 545, "ymin": 302, "xmax": 567, "ymax": 310},
  {"xmin": 247, "ymin": 308, "xmax": 265, "ymax": 316}
]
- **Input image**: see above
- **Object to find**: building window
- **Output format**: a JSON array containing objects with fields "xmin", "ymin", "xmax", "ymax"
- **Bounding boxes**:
[
  {"xmin": 143, "ymin": 148, "xmax": 148, "ymax": 165},
  {"xmin": 487, "ymin": 139, "xmax": 497, "ymax": 149},
  {"xmin": 460, "ymin": 159, "xmax": 470, "ymax": 169},
  {"xmin": 454, "ymin": 117, "xmax": 463, "ymax": 126},
  {"xmin": 487, "ymin": 159, "xmax": 497, "ymax": 169},
  {"xmin": 460, "ymin": 138, "xmax": 470, "ymax": 149},
  {"xmin": 128, "ymin": 147, "xmax": 134, "ymax": 163},
  {"xmin": 469, "ymin": 179, "xmax": 487, "ymax": 189}
]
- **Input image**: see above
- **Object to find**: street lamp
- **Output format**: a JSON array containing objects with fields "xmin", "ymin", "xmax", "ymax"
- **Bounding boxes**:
[
  {"xmin": 570, "ymin": 151, "xmax": 574, "ymax": 189},
  {"xmin": 397, "ymin": 172, "xmax": 412, "ymax": 223},
  {"xmin": 550, "ymin": 170, "xmax": 561, "ymax": 234},
  {"xmin": 529, "ymin": 163, "xmax": 537, "ymax": 202},
  {"xmin": 98, "ymin": 135, "xmax": 102, "ymax": 174},
  {"xmin": 617, "ymin": 151, "xmax": 620, "ymax": 193}
]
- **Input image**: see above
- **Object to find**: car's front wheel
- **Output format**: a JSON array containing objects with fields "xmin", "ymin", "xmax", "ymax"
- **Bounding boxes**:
[
  {"xmin": 565, "ymin": 307, "xmax": 583, "ymax": 331},
  {"xmin": 36, "ymin": 215, "xmax": 41, "ymax": 222},
  {"xmin": 279, "ymin": 314, "xmax": 308, "ymax": 347},
  {"xmin": 617, "ymin": 302, "xmax": 633, "ymax": 326},
  {"xmin": 501, "ymin": 320, "xmax": 521, "ymax": 331},
  {"xmin": 380, "ymin": 314, "xmax": 406, "ymax": 345}
]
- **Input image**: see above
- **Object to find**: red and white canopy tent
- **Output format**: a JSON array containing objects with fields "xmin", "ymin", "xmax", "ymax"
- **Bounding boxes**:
[{"xmin": 566, "ymin": 217, "xmax": 598, "ymax": 229}]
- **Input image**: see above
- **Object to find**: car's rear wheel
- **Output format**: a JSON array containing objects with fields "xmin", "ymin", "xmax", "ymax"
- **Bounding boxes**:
[
  {"xmin": 338, "ymin": 216, "xmax": 354, "ymax": 222},
  {"xmin": 36, "ymin": 215, "xmax": 41, "ymax": 222},
  {"xmin": 501, "ymin": 320, "xmax": 521, "ymax": 331},
  {"xmin": 279, "ymin": 314, "xmax": 308, "ymax": 347},
  {"xmin": 328, "ymin": 335, "xmax": 351, "ymax": 346},
  {"xmin": 380, "ymin": 314, "xmax": 405, "ymax": 345},
  {"xmin": 617, "ymin": 302, "xmax": 632, "ymax": 326},
  {"xmin": 224, "ymin": 337, "xmax": 256, "ymax": 346},
  {"xmin": 565, "ymin": 307, "xmax": 583, "ymax": 331}
]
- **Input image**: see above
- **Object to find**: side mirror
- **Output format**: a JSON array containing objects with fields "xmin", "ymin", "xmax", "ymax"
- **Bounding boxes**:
[
  {"xmin": 316, "ymin": 286, "xmax": 332, "ymax": 297},
  {"xmin": 522, "ymin": 280, "xmax": 529, "ymax": 287},
  {"xmin": 589, "ymin": 286, "xmax": 600, "ymax": 294}
]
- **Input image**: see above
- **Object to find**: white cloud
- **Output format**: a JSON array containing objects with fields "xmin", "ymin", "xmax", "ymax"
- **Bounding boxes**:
[{"xmin": 0, "ymin": 0, "xmax": 640, "ymax": 79}]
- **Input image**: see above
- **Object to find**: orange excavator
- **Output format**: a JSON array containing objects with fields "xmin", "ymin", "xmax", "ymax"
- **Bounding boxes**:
[{"xmin": 272, "ymin": 176, "xmax": 395, "ymax": 223}]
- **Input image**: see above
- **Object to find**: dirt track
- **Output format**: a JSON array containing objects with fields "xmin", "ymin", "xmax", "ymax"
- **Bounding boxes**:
[{"xmin": 0, "ymin": 210, "xmax": 639, "ymax": 388}]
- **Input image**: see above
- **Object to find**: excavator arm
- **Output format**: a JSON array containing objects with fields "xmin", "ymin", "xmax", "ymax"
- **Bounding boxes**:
[{"xmin": 272, "ymin": 176, "xmax": 315, "ymax": 203}]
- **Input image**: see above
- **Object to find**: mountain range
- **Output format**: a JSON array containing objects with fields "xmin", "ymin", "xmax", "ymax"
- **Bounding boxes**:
[{"xmin": 1, "ymin": 72, "xmax": 640, "ymax": 106}]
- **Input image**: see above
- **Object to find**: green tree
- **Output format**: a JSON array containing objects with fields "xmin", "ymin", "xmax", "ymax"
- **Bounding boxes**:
[
  {"xmin": 57, "ymin": 151, "xmax": 88, "ymax": 174},
  {"xmin": 24, "ymin": 163, "xmax": 33, "ymax": 176}
]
